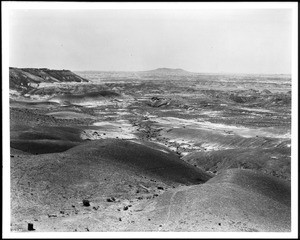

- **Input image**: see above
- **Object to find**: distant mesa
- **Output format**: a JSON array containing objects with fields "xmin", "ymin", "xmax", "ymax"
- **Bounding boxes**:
[
  {"xmin": 9, "ymin": 67, "xmax": 89, "ymax": 92},
  {"xmin": 141, "ymin": 68, "xmax": 193, "ymax": 75}
]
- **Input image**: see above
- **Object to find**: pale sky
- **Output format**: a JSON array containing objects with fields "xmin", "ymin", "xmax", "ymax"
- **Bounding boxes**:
[{"xmin": 9, "ymin": 8, "xmax": 292, "ymax": 74}]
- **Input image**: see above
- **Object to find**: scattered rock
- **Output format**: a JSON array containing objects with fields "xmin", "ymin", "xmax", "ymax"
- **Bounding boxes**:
[
  {"xmin": 93, "ymin": 206, "xmax": 99, "ymax": 210},
  {"xmin": 106, "ymin": 197, "xmax": 116, "ymax": 202},
  {"xmin": 48, "ymin": 214, "xmax": 57, "ymax": 218},
  {"xmin": 139, "ymin": 184, "xmax": 150, "ymax": 192},
  {"xmin": 28, "ymin": 223, "xmax": 35, "ymax": 231},
  {"xmin": 123, "ymin": 206, "xmax": 129, "ymax": 211},
  {"xmin": 82, "ymin": 199, "xmax": 90, "ymax": 206}
]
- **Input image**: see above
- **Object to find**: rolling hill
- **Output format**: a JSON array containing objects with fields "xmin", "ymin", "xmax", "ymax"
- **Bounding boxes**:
[{"xmin": 125, "ymin": 168, "xmax": 291, "ymax": 232}]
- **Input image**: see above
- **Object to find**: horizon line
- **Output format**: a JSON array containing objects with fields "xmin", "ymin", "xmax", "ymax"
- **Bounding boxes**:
[{"xmin": 9, "ymin": 66, "xmax": 291, "ymax": 76}]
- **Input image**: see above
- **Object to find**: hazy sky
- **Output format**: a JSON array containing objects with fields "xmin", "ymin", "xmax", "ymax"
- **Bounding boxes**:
[{"xmin": 9, "ymin": 8, "xmax": 292, "ymax": 74}]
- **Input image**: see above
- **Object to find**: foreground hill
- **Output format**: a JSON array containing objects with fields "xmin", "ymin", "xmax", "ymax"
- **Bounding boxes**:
[
  {"xmin": 125, "ymin": 168, "xmax": 291, "ymax": 232},
  {"xmin": 10, "ymin": 139, "xmax": 212, "ymax": 231},
  {"xmin": 11, "ymin": 148, "xmax": 290, "ymax": 232},
  {"xmin": 9, "ymin": 67, "xmax": 89, "ymax": 92}
]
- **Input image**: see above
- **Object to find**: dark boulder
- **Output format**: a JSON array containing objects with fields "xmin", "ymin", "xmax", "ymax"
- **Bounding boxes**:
[{"xmin": 82, "ymin": 199, "xmax": 90, "ymax": 206}]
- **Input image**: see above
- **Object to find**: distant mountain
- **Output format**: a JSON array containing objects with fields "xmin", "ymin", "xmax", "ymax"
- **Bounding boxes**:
[
  {"xmin": 9, "ymin": 67, "xmax": 89, "ymax": 91},
  {"xmin": 141, "ymin": 68, "xmax": 193, "ymax": 75}
]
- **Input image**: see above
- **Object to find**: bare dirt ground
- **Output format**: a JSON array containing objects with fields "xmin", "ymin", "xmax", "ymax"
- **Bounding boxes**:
[{"xmin": 9, "ymin": 70, "xmax": 291, "ymax": 232}]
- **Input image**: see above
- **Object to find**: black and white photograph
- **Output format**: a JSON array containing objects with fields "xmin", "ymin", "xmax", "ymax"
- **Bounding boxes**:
[{"xmin": 2, "ymin": 1, "xmax": 298, "ymax": 238}]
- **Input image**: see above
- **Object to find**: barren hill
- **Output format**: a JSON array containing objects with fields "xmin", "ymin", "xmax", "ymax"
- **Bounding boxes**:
[
  {"xmin": 126, "ymin": 169, "xmax": 291, "ymax": 232},
  {"xmin": 10, "ymin": 138, "xmax": 212, "ymax": 231}
]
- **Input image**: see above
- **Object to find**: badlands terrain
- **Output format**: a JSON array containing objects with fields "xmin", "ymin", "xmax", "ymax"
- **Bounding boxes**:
[{"xmin": 9, "ymin": 67, "xmax": 291, "ymax": 232}]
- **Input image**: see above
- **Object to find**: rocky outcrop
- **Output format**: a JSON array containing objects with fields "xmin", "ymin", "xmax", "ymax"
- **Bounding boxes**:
[
  {"xmin": 9, "ymin": 67, "xmax": 89, "ymax": 92},
  {"xmin": 147, "ymin": 97, "xmax": 171, "ymax": 107},
  {"xmin": 261, "ymin": 89, "xmax": 272, "ymax": 95}
]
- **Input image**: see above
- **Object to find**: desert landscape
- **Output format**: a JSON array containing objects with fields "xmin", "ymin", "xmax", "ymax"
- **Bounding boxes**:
[
  {"xmin": 4, "ymin": 3, "xmax": 297, "ymax": 236},
  {"xmin": 9, "ymin": 67, "xmax": 292, "ymax": 232}
]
